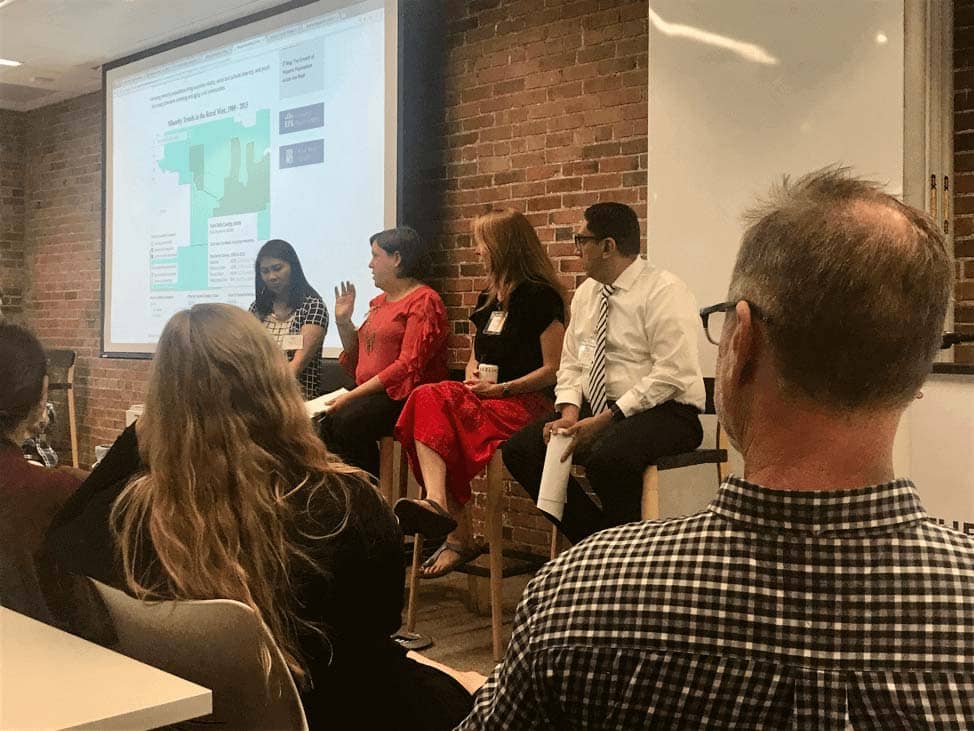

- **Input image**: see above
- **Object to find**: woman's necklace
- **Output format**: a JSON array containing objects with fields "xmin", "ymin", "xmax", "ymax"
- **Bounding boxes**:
[{"xmin": 272, "ymin": 299, "xmax": 293, "ymax": 320}]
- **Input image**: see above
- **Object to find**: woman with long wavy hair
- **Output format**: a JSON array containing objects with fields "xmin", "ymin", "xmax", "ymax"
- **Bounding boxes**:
[
  {"xmin": 45, "ymin": 303, "xmax": 474, "ymax": 730},
  {"xmin": 394, "ymin": 209, "xmax": 567, "ymax": 577}
]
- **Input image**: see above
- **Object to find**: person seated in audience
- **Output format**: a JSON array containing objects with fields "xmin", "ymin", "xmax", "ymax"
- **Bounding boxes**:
[
  {"xmin": 393, "ymin": 209, "xmax": 566, "ymax": 577},
  {"xmin": 44, "ymin": 304, "xmax": 475, "ymax": 731},
  {"xmin": 319, "ymin": 226, "xmax": 448, "ymax": 478},
  {"xmin": 250, "ymin": 239, "xmax": 328, "ymax": 399},
  {"xmin": 0, "ymin": 323, "xmax": 80, "ymax": 623},
  {"xmin": 502, "ymin": 202, "xmax": 705, "ymax": 544},
  {"xmin": 457, "ymin": 168, "xmax": 974, "ymax": 728}
]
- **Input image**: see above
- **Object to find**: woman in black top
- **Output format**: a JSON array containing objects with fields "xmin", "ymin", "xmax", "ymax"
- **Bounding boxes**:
[
  {"xmin": 394, "ymin": 209, "xmax": 566, "ymax": 577},
  {"xmin": 45, "ymin": 303, "xmax": 472, "ymax": 730}
]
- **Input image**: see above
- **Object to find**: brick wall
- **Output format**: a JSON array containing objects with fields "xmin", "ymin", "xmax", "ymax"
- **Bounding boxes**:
[
  {"xmin": 0, "ymin": 109, "xmax": 27, "ymax": 322},
  {"xmin": 22, "ymin": 94, "xmax": 151, "ymax": 463},
  {"xmin": 13, "ymin": 0, "xmax": 648, "ymax": 554},
  {"xmin": 432, "ymin": 0, "xmax": 648, "ymax": 368},
  {"xmin": 955, "ymin": 1, "xmax": 974, "ymax": 364}
]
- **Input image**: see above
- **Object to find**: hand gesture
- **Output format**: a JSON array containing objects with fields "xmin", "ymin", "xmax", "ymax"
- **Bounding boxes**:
[{"xmin": 334, "ymin": 281, "xmax": 356, "ymax": 325}]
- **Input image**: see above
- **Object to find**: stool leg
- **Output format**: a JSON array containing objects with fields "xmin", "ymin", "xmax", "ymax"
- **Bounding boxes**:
[
  {"xmin": 378, "ymin": 437, "xmax": 395, "ymax": 506},
  {"xmin": 641, "ymin": 466, "xmax": 660, "ymax": 520},
  {"xmin": 486, "ymin": 452, "xmax": 505, "ymax": 661},
  {"xmin": 67, "ymin": 386, "xmax": 79, "ymax": 469},
  {"xmin": 405, "ymin": 535, "xmax": 423, "ymax": 632},
  {"xmin": 397, "ymin": 444, "xmax": 410, "ymax": 501},
  {"xmin": 549, "ymin": 525, "xmax": 558, "ymax": 560}
]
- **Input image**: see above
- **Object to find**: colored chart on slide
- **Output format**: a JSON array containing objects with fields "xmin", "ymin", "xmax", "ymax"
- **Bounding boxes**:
[{"xmin": 154, "ymin": 108, "xmax": 271, "ymax": 291}]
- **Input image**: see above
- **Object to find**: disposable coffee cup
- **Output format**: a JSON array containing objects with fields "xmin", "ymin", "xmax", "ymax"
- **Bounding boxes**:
[
  {"xmin": 93, "ymin": 444, "xmax": 111, "ymax": 467},
  {"xmin": 479, "ymin": 363, "xmax": 499, "ymax": 384}
]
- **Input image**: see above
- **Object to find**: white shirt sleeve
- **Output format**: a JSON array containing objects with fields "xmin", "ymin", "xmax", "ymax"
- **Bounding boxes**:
[
  {"xmin": 553, "ymin": 285, "xmax": 587, "ymax": 409},
  {"xmin": 615, "ymin": 279, "xmax": 703, "ymax": 417}
]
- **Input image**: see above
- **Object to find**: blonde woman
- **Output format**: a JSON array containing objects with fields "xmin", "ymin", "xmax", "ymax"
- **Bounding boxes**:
[
  {"xmin": 394, "ymin": 209, "xmax": 566, "ymax": 577},
  {"xmin": 45, "ymin": 304, "xmax": 473, "ymax": 730}
]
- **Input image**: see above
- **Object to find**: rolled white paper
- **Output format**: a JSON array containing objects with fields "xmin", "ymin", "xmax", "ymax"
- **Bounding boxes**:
[{"xmin": 537, "ymin": 431, "xmax": 573, "ymax": 522}]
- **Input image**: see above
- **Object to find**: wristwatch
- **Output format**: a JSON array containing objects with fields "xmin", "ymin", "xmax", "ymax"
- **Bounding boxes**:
[
  {"xmin": 501, "ymin": 382, "xmax": 511, "ymax": 397},
  {"xmin": 609, "ymin": 402, "xmax": 625, "ymax": 421}
]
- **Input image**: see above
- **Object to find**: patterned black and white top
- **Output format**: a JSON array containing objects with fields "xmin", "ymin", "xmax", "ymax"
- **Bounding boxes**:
[
  {"xmin": 459, "ymin": 476, "xmax": 974, "ymax": 729},
  {"xmin": 249, "ymin": 294, "xmax": 328, "ymax": 400}
]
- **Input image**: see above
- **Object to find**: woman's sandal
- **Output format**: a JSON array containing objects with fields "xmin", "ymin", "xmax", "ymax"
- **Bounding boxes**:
[
  {"xmin": 394, "ymin": 498, "xmax": 458, "ymax": 539},
  {"xmin": 420, "ymin": 541, "xmax": 484, "ymax": 579}
]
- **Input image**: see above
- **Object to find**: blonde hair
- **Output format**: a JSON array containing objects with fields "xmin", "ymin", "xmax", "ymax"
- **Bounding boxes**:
[
  {"xmin": 111, "ymin": 303, "xmax": 370, "ymax": 684},
  {"xmin": 473, "ymin": 208, "xmax": 566, "ymax": 309}
]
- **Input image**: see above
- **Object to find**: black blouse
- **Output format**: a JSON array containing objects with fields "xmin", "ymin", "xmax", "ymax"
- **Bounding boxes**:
[{"xmin": 469, "ymin": 280, "xmax": 565, "ymax": 384}]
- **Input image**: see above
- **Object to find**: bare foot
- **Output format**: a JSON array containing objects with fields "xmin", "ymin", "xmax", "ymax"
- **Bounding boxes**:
[{"xmin": 420, "ymin": 542, "xmax": 482, "ymax": 578}]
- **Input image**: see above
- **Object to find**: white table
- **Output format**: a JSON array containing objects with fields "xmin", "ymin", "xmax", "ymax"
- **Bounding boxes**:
[{"xmin": 0, "ymin": 608, "xmax": 211, "ymax": 730}]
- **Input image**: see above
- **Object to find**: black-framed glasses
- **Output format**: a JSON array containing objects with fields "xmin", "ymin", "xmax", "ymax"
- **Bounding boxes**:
[
  {"xmin": 700, "ymin": 300, "xmax": 767, "ymax": 345},
  {"xmin": 573, "ymin": 234, "xmax": 602, "ymax": 251}
]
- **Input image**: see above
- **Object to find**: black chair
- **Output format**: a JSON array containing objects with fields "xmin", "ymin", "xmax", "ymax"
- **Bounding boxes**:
[{"xmin": 45, "ymin": 349, "xmax": 78, "ymax": 468}]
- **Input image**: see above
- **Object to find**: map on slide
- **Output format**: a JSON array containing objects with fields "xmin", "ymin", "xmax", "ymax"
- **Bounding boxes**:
[{"xmin": 154, "ymin": 109, "xmax": 271, "ymax": 290}]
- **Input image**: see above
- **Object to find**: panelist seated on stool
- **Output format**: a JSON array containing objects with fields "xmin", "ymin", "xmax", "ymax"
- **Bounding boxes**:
[
  {"xmin": 503, "ymin": 202, "xmax": 705, "ymax": 545},
  {"xmin": 392, "ymin": 209, "xmax": 567, "ymax": 579},
  {"xmin": 319, "ymin": 226, "xmax": 449, "ymax": 479}
]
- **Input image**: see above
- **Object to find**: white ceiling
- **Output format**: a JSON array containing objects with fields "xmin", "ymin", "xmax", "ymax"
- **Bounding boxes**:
[{"xmin": 0, "ymin": 0, "xmax": 289, "ymax": 111}]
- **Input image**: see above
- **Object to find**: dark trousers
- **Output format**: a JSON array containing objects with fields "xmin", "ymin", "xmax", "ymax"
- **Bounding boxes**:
[
  {"xmin": 502, "ymin": 400, "xmax": 703, "ymax": 544},
  {"xmin": 318, "ymin": 391, "xmax": 404, "ymax": 479}
]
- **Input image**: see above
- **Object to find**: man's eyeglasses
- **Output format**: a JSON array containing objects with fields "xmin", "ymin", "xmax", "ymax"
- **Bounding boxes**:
[
  {"xmin": 573, "ymin": 234, "xmax": 603, "ymax": 251},
  {"xmin": 700, "ymin": 300, "xmax": 767, "ymax": 345}
]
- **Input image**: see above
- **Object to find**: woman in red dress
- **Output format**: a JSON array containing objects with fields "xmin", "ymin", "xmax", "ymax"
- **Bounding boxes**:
[
  {"xmin": 319, "ymin": 227, "xmax": 449, "ymax": 478},
  {"xmin": 394, "ymin": 209, "xmax": 566, "ymax": 577}
]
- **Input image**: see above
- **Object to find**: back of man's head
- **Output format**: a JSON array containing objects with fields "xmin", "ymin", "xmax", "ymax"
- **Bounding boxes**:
[{"xmin": 729, "ymin": 167, "xmax": 951, "ymax": 411}]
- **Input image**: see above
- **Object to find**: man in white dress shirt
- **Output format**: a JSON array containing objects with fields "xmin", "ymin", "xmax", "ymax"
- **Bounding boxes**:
[{"xmin": 503, "ymin": 202, "xmax": 705, "ymax": 543}]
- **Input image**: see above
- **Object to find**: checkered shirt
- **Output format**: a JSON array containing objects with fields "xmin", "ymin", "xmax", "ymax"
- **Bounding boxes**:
[
  {"xmin": 250, "ymin": 294, "xmax": 328, "ymax": 399},
  {"xmin": 458, "ymin": 476, "xmax": 974, "ymax": 729}
]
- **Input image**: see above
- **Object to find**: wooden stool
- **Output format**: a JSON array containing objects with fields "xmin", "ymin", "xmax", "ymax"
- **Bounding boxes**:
[
  {"xmin": 549, "ymin": 375, "xmax": 729, "ymax": 550},
  {"xmin": 402, "ymin": 451, "xmax": 549, "ymax": 661}
]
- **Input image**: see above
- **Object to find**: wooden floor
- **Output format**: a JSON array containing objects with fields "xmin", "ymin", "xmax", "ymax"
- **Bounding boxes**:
[{"xmin": 401, "ymin": 569, "xmax": 534, "ymax": 677}]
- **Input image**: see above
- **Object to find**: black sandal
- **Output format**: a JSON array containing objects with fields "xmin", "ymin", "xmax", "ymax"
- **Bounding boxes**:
[
  {"xmin": 394, "ymin": 498, "xmax": 458, "ymax": 539},
  {"xmin": 420, "ymin": 541, "xmax": 483, "ymax": 579}
]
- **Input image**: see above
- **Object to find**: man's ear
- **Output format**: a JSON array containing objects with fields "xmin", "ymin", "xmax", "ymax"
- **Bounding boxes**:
[
  {"xmin": 726, "ymin": 300, "xmax": 758, "ymax": 387},
  {"xmin": 602, "ymin": 237, "xmax": 617, "ymax": 258}
]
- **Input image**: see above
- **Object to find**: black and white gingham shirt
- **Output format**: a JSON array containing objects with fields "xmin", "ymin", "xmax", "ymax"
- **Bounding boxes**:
[
  {"xmin": 249, "ymin": 294, "xmax": 328, "ymax": 399},
  {"xmin": 459, "ymin": 477, "xmax": 974, "ymax": 729}
]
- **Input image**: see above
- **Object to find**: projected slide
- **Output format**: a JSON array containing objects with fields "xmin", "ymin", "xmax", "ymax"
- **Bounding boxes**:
[{"xmin": 106, "ymin": 0, "xmax": 388, "ymax": 352}]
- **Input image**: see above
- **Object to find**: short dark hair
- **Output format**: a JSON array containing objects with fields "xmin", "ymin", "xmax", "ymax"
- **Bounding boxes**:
[
  {"xmin": 583, "ymin": 202, "xmax": 641, "ymax": 256},
  {"xmin": 731, "ymin": 166, "xmax": 952, "ymax": 411},
  {"xmin": 253, "ymin": 239, "xmax": 321, "ymax": 318},
  {"xmin": 370, "ymin": 226, "xmax": 432, "ymax": 280},
  {"xmin": 0, "ymin": 323, "xmax": 47, "ymax": 440}
]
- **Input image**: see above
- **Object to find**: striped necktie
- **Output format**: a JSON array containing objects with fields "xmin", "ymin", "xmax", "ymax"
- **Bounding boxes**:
[{"xmin": 588, "ymin": 283, "xmax": 614, "ymax": 415}]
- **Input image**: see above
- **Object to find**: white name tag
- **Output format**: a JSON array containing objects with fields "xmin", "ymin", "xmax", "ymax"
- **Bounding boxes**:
[
  {"xmin": 578, "ymin": 337, "xmax": 597, "ymax": 366},
  {"xmin": 485, "ymin": 311, "xmax": 507, "ymax": 335},
  {"xmin": 283, "ymin": 333, "xmax": 304, "ymax": 351}
]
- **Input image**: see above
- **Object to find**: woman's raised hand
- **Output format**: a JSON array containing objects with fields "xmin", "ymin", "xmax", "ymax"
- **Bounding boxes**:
[{"xmin": 334, "ymin": 281, "xmax": 356, "ymax": 325}]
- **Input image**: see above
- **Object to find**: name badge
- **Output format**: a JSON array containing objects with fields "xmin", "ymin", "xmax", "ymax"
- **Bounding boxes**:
[
  {"xmin": 283, "ymin": 333, "xmax": 304, "ymax": 351},
  {"xmin": 578, "ymin": 337, "xmax": 597, "ymax": 367},
  {"xmin": 485, "ymin": 311, "xmax": 507, "ymax": 335}
]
